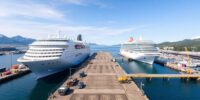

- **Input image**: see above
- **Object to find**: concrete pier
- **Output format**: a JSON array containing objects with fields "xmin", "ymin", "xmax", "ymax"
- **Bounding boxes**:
[
  {"xmin": 0, "ymin": 68, "xmax": 31, "ymax": 83},
  {"xmin": 48, "ymin": 52, "xmax": 148, "ymax": 100}
]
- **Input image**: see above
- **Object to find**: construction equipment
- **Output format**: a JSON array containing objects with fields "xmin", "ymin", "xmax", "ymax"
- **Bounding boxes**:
[
  {"xmin": 184, "ymin": 47, "xmax": 192, "ymax": 74},
  {"xmin": 118, "ymin": 74, "xmax": 200, "ymax": 79},
  {"xmin": 118, "ymin": 76, "xmax": 129, "ymax": 83}
]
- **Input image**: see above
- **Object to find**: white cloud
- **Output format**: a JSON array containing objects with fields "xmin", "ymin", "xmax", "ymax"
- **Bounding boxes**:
[
  {"xmin": 0, "ymin": 0, "xmax": 130, "ymax": 45},
  {"xmin": 0, "ymin": 19, "xmax": 136, "ymax": 36},
  {"xmin": 191, "ymin": 36, "xmax": 200, "ymax": 39},
  {"xmin": 62, "ymin": 0, "xmax": 86, "ymax": 5},
  {"xmin": 61, "ymin": 0, "xmax": 108, "ymax": 8},
  {"xmin": 0, "ymin": 18, "xmax": 137, "ymax": 44},
  {"xmin": 0, "ymin": 1, "xmax": 64, "ymax": 19}
]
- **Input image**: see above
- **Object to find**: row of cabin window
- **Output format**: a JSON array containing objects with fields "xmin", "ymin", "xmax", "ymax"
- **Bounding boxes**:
[
  {"xmin": 25, "ymin": 55, "xmax": 61, "ymax": 58},
  {"xmin": 122, "ymin": 46, "xmax": 157, "ymax": 50},
  {"xmin": 124, "ymin": 49, "xmax": 158, "ymax": 51},
  {"xmin": 27, "ymin": 52, "xmax": 62, "ymax": 54},
  {"xmin": 29, "ymin": 49, "xmax": 65, "ymax": 51},
  {"xmin": 122, "ymin": 47, "xmax": 158, "ymax": 50},
  {"xmin": 122, "ymin": 45, "xmax": 156, "ymax": 49},
  {"xmin": 124, "ymin": 49, "xmax": 158, "ymax": 53},
  {"xmin": 31, "ymin": 45, "xmax": 68, "ymax": 48},
  {"xmin": 123, "ymin": 44, "xmax": 157, "ymax": 46},
  {"xmin": 37, "ymin": 40, "xmax": 69, "ymax": 42}
]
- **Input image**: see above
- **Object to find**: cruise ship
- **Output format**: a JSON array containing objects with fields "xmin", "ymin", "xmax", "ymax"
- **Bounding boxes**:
[
  {"xmin": 120, "ymin": 37, "xmax": 160, "ymax": 64},
  {"xmin": 17, "ymin": 34, "xmax": 90, "ymax": 78}
]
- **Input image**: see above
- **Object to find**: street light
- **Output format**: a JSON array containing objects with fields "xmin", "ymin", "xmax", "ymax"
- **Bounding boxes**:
[
  {"xmin": 140, "ymin": 82, "xmax": 145, "ymax": 95},
  {"xmin": 10, "ymin": 52, "xmax": 13, "ymax": 67}
]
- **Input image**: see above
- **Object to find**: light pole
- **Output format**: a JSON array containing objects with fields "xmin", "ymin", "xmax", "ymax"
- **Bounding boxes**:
[
  {"xmin": 69, "ymin": 67, "xmax": 72, "ymax": 78},
  {"xmin": 10, "ymin": 52, "xmax": 13, "ymax": 67},
  {"xmin": 140, "ymin": 82, "xmax": 145, "ymax": 95}
]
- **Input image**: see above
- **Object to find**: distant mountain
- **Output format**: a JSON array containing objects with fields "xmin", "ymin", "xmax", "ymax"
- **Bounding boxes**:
[
  {"xmin": 0, "ymin": 34, "xmax": 17, "ymax": 44},
  {"xmin": 158, "ymin": 38, "xmax": 200, "ymax": 51},
  {"xmin": 112, "ymin": 44, "xmax": 120, "ymax": 46},
  {"xmin": 11, "ymin": 35, "xmax": 35, "ymax": 45},
  {"xmin": 0, "ymin": 34, "xmax": 35, "ymax": 45},
  {"xmin": 89, "ymin": 43, "xmax": 98, "ymax": 46},
  {"xmin": 88, "ymin": 43, "xmax": 113, "ymax": 47}
]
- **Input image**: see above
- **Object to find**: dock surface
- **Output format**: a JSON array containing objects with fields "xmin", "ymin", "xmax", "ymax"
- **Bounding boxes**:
[
  {"xmin": 49, "ymin": 52, "xmax": 148, "ymax": 100},
  {"xmin": 0, "ymin": 68, "xmax": 31, "ymax": 83}
]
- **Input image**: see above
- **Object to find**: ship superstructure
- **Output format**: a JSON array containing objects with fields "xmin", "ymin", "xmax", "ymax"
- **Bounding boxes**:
[
  {"xmin": 18, "ymin": 34, "xmax": 90, "ymax": 78},
  {"xmin": 120, "ymin": 37, "xmax": 160, "ymax": 64}
]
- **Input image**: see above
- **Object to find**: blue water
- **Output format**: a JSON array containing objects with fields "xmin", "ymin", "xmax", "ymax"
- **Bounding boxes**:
[{"xmin": 0, "ymin": 46, "xmax": 200, "ymax": 100}]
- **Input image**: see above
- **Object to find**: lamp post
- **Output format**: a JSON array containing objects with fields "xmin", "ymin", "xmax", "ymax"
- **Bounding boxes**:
[
  {"xmin": 10, "ymin": 52, "xmax": 13, "ymax": 67},
  {"xmin": 140, "ymin": 82, "xmax": 145, "ymax": 95},
  {"xmin": 69, "ymin": 67, "xmax": 71, "ymax": 78}
]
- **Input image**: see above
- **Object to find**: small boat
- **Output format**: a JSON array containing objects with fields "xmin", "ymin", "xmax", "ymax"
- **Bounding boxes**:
[{"xmin": 0, "ymin": 67, "xmax": 6, "ymax": 73}]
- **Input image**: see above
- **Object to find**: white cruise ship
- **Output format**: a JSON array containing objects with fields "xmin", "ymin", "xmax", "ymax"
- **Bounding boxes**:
[
  {"xmin": 18, "ymin": 34, "xmax": 90, "ymax": 78},
  {"xmin": 120, "ymin": 37, "xmax": 160, "ymax": 64}
]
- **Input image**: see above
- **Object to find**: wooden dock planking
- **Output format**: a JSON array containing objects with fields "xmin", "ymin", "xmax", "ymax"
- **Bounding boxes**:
[{"xmin": 48, "ymin": 52, "xmax": 148, "ymax": 100}]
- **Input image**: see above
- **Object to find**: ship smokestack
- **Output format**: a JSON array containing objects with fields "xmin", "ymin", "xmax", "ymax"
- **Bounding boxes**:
[{"xmin": 77, "ymin": 34, "xmax": 82, "ymax": 41}]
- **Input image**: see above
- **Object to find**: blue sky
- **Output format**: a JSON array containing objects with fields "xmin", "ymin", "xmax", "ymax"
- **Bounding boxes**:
[{"xmin": 0, "ymin": 0, "xmax": 200, "ymax": 45}]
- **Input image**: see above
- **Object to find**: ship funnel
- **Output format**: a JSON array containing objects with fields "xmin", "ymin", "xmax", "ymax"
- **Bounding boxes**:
[
  {"xmin": 77, "ymin": 34, "xmax": 82, "ymax": 41},
  {"xmin": 128, "ymin": 37, "xmax": 134, "ymax": 42}
]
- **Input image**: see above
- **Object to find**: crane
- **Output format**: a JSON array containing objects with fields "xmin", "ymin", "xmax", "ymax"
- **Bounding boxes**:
[{"xmin": 184, "ymin": 47, "xmax": 192, "ymax": 74}]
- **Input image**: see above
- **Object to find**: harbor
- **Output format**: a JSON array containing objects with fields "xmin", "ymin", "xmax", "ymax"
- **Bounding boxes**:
[
  {"xmin": 160, "ymin": 50, "xmax": 200, "ymax": 59},
  {"xmin": 0, "ymin": 64, "xmax": 31, "ymax": 83},
  {"xmin": 45, "ymin": 52, "xmax": 200, "ymax": 99},
  {"xmin": 155, "ymin": 51, "xmax": 200, "ymax": 74},
  {"xmin": 0, "ymin": 42, "xmax": 200, "ymax": 100},
  {"xmin": 0, "ymin": 33, "xmax": 200, "ymax": 100},
  {"xmin": 0, "ymin": 46, "xmax": 200, "ymax": 100},
  {"xmin": 1, "ymin": 0, "xmax": 200, "ymax": 100},
  {"xmin": 0, "ymin": 46, "xmax": 27, "ymax": 55},
  {"xmin": 48, "ymin": 52, "xmax": 148, "ymax": 100}
]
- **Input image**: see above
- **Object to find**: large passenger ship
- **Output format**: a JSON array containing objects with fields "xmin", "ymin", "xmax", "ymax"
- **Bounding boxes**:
[
  {"xmin": 18, "ymin": 34, "xmax": 90, "ymax": 78},
  {"xmin": 120, "ymin": 37, "xmax": 160, "ymax": 64}
]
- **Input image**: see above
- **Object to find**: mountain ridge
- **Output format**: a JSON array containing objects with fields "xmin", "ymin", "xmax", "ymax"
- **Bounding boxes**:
[
  {"xmin": 0, "ymin": 34, "xmax": 35, "ymax": 45},
  {"xmin": 158, "ymin": 38, "xmax": 200, "ymax": 51}
]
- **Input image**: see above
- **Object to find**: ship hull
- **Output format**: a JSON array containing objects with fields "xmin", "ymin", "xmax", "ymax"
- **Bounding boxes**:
[
  {"xmin": 18, "ymin": 53, "xmax": 90, "ymax": 79},
  {"xmin": 120, "ymin": 50, "xmax": 159, "ymax": 64}
]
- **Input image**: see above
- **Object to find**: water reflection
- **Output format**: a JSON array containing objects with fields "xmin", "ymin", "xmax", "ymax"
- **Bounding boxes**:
[
  {"xmin": 118, "ymin": 56, "xmax": 200, "ymax": 100},
  {"xmin": 119, "ymin": 57, "xmax": 157, "ymax": 74},
  {"xmin": 27, "ymin": 69, "xmax": 70, "ymax": 100},
  {"xmin": 128, "ymin": 60, "xmax": 156, "ymax": 74}
]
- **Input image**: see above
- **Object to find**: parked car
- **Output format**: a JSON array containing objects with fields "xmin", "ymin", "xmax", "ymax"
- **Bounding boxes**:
[{"xmin": 58, "ymin": 86, "xmax": 70, "ymax": 96}]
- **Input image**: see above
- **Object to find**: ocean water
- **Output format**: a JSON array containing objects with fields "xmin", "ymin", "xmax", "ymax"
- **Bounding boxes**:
[{"xmin": 0, "ymin": 45, "xmax": 200, "ymax": 100}]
